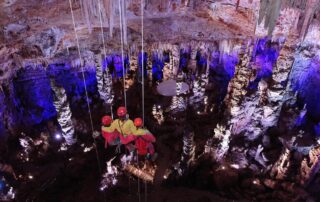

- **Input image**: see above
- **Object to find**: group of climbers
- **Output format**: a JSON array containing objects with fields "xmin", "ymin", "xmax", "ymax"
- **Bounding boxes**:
[{"xmin": 101, "ymin": 106, "xmax": 156, "ymax": 158}]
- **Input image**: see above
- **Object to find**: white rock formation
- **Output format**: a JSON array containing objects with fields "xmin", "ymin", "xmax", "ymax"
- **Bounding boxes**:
[{"xmin": 50, "ymin": 78, "xmax": 76, "ymax": 146}]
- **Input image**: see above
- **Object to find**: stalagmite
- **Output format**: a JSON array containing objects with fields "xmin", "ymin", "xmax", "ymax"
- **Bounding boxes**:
[
  {"xmin": 270, "ymin": 148, "xmax": 292, "ymax": 180},
  {"xmin": 50, "ymin": 78, "xmax": 76, "ymax": 146},
  {"xmin": 100, "ymin": 157, "xmax": 119, "ymax": 191},
  {"xmin": 213, "ymin": 124, "xmax": 231, "ymax": 162},
  {"xmin": 168, "ymin": 96, "xmax": 186, "ymax": 114},
  {"xmin": 181, "ymin": 129, "xmax": 195, "ymax": 165},
  {"xmin": 299, "ymin": 146, "xmax": 320, "ymax": 186}
]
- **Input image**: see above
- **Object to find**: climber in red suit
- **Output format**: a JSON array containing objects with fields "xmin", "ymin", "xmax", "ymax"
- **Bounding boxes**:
[
  {"xmin": 132, "ymin": 118, "xmax": 156, "ymax": 157},
  {"xmin": 101, "ymin": 115, "xmax": 120, "ymax": 148}
]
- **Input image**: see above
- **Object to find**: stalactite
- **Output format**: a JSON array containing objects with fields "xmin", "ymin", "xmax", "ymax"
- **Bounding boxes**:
[
  {"xmin": 81, "ymin": 0, "xmax": 93, "ymax": 33},
  {"xmin": 258, "ymin": 0, "xmax": 282, "ymax": 36},
  {"xmin": 299, "ymin": 0, "xmax": 318, "ymax": 39},
  {"xmin": 79, "ymin": 0, "xmax": 116, "ymax": 36},
  {"xmin": 104, "ymin": 0, "xmax": 115, "ymax": 37},
  {"xmin": 50, "ymin": 78, "xmax": 76, "ymax": 146}
]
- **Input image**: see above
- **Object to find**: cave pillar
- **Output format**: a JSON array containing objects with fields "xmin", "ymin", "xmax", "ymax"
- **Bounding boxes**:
[
  {"xmin": 261, "ymin": 38, "xmax": 296, "ymax": 130},
  {"xmin": 50, "ymin": 78, "xmax": 76, "ymax": 145},
  {"xmin": 204, "ymin": 47, "xmax": 255, "ymax": 158},
  {"xmin": 94, "ymin": 54, "xmax": 113, "ymax": 105},
  {"xmin": 189, "ymin": 43, "xmax": 198, "ymax": 74},
  {"xmin": 170, "ymin": 44, "xmax": 180, "ymax": 78}
]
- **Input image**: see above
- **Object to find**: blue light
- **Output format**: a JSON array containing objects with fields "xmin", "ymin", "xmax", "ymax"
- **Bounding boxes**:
[
  {"xmin": 248, "ymin": 38, "xmax": 280, "ymax": 89},
  {"xmin": 0, "ymin": 180, "xmax": 5, "ymax": 191}
]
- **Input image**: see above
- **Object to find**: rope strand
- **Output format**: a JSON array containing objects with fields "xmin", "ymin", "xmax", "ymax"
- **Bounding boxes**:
[
  {"xmin": 140, "ymin": 1, "xmax": 145, "ymax": 202},
  {"xmin": 97, "ymin": 0, "xmax": 114, "ymax": 118},
  {"xmin": 119, "ymin": 0, "xmax": 127, "ymax": 109},
  {"xmin": 68, "ymin": 0, "xmax": 103, "ymax": 180},
  {"xmin": 141, "ymin": 0, "xmax": 145, "ymax": 126}
]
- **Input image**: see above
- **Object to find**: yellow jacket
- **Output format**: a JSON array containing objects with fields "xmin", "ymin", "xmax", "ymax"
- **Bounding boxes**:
[
  {"xmin": 101, "ymin": 125, "xmax": 114, "ymax": 133},
  {"xmin": 109, "ymin": 119, "xmax": 145, "ymax": 136},
  {"xmin": 134, "ymin": 128, "xmax": 151, "ymax": 136}
]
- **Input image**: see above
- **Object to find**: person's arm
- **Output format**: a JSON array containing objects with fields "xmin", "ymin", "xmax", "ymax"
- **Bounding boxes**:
[
  {"xmin": 102, "ymin": 126, "xmax": 111, "ymax": 133},
  {"xmin": 110, "ymin": 120, "xmax": 120, "ymax": 133},
  {"xmin": 125, "ymin": 120, "xmax": 140, "ymax": 135}
]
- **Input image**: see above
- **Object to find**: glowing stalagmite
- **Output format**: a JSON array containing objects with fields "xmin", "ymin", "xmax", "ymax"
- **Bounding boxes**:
[{"xmin": 50, "ymin": 78, "xmax": 76, "ymax": 145}]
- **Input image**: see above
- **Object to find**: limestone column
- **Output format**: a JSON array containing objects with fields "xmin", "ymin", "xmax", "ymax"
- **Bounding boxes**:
[
  {"xmin": 50, "ymin": 78, "xmax": 76, "ymax": 145},
  {"xmin": 95, "ymin": 54, "xmax": 113, "ymax": 105}
]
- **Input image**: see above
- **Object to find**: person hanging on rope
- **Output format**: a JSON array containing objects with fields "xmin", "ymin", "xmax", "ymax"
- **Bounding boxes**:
[
  {"xmin": 109, "ymin": 106, "xmax": 141, "ymax": 152},
  {"xmin": 101, "ymin": 115, "xmax": 121, "ymax": 148},
  {"xmin": 132, "ymin": 118, "xmax": 156, "ymax": 160}
]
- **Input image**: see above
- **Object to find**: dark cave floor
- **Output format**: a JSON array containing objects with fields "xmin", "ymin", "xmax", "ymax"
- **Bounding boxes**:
[{"xmin": 3, "ymin": 79, "xmax": 320, "ymax": 202}]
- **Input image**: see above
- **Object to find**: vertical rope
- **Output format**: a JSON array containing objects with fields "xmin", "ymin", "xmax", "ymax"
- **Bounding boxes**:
[
  {"xmin": 98, "ymin": 0, "xmax": 114, "ymax": 118},
  {"xmin": 145, "ymin": 180, "xmax": 147, "ymax": 202},
  {"xmin": 141, "ymin": 0, "xmax": 145, "ymax": 126},
  {"xmin": 119, "ymin": 0, "xmax": 127, "ymax": 109},
  {"xmin": 68, "ymin": 0, "xmax": 103, "ymax": 180},
  {"xmin": 140, "ymin": 1, "xmax": 145, "ymax": 202}
]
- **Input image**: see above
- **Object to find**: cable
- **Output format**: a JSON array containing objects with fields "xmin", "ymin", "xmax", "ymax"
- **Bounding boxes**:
[
  {"xmin": 119, "ymin": 0, "xmax": 127, "ymax": 109},
  {"xmin": 140, "ymin": 1, "xmax": 145, "ymax": 202},
  {"xmin": 145, "ymin": 180, "xmax": 147, "ymax": 202},
  {"xmin": 97, "ymin": 0, "xmax": 114, "ymax": 118},
  {"xmin": 141, "ymin": 0, "xmax": 145, "ymax": 126},
  {"xmin": 68, "ymin": 0, "xmax": 103, "ymax": 180}
]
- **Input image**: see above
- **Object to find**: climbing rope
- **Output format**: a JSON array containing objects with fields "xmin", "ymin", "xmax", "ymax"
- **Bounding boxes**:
[
  {"xmin": 140, "ymin": 0, "xmax": 145, "ymax": 202},
  {"xmin": 68, "ymin": 0, "xmax": 103, "ymax": 180},
  {"xmin": 119, "ymin": 0, "xmax": 127, "ymax": 109},
  {"xmin": 141, "ymin": 0, "xmax": 145, "ymax": 126},
  {"xmin": 97, "ymin": 0, "xmax": 114, "ymax": 118}
]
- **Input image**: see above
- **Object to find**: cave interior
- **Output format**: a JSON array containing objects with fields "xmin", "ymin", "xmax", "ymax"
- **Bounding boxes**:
[{"xmin": 1, "ymin": 0, "xmax": 320, "ymax": 201}]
